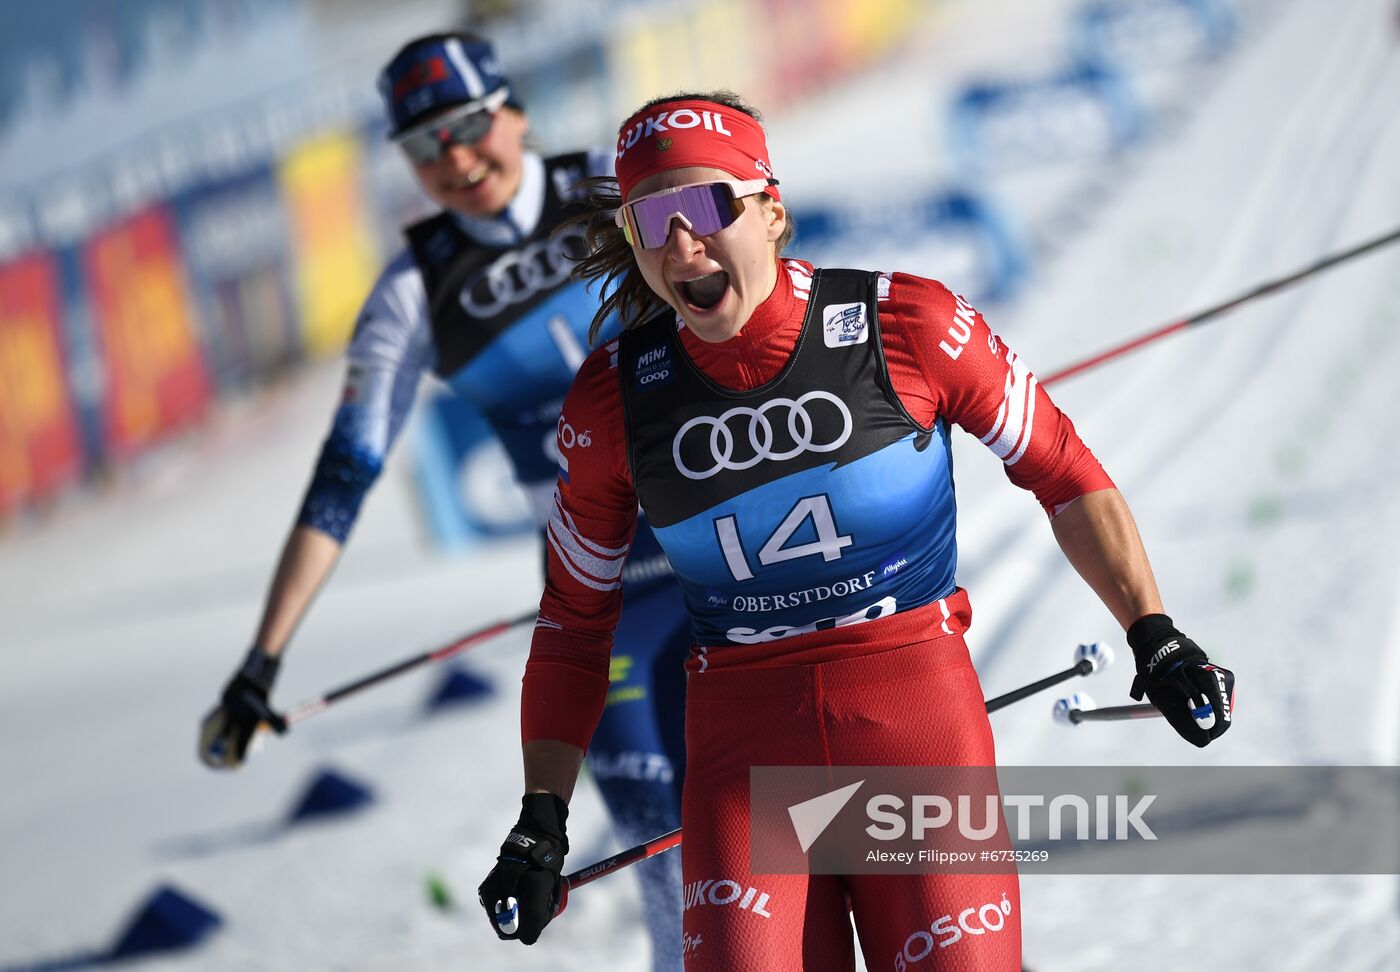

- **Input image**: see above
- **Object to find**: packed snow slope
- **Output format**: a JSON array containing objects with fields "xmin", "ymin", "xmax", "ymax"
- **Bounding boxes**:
[{"xmin": 1, "ymin": 1, "xmax": 1397, "ymax": 969}]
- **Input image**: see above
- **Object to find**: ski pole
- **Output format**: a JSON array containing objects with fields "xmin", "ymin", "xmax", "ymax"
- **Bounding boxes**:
[
  {"xmin": 556, "ymin": 827, "xmax": 683, "ymax": 914},
  {"xmin": 1040, "ymin": 223, "xmax": 1400, "ymax": 387},
  {"xmin": 984, "ymin": 640, "xmax": 1113, "ymax": 713},
  {"xmin": 550, "ymin": 638, "xmax": 1119, "ymax": 914},
  {"xmin": 271, "ymin": 608, "xmax": 538, "ymax": 729},
  {"xmin": 1052, "ymin": 692, "xmax": 1164, "ymax": 725}
]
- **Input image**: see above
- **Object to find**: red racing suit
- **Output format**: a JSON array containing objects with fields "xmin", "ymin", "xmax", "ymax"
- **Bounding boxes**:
[{"xmin": 525, "ymin": 259, "xmax": 1113, "ymax": 970}]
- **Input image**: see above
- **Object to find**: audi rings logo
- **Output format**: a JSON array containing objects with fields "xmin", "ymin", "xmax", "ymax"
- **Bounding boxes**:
[
  {"xmin": 459, "ymin": 223, "xmax": 589, "ymax": 319},
  {"xmin": 672, "ymin": 391, "xmax": 853, "ymax": 480}
]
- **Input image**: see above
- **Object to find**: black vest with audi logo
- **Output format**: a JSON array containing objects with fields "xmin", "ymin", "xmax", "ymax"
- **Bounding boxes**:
[
  {"xmin": 619, "ymin": 269, "xmax": 959, "ymax": 648},
  {"xmin": 406, "ymin": 151, "xmax": 591, "ymax": 379}
]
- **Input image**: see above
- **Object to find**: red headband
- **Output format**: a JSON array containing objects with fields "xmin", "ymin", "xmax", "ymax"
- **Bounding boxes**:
[{"xmin": 615, "ymin": 99, "xmax": 780, "ymax": 202}]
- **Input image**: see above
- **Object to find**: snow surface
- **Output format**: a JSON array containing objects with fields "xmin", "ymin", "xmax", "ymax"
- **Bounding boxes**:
[{"xmin": 2, "ymin": 1, "xmax": 1398, "ymax": 970}]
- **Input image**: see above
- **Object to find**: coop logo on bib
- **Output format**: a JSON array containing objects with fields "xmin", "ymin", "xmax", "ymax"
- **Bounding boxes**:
[
  {"xmin": 823, "ymin": 302, "xmax": 868, "ymax": 347},
  {"xmin": 635, "ymin": 343, "xmax": 674, "ymax": 391}
]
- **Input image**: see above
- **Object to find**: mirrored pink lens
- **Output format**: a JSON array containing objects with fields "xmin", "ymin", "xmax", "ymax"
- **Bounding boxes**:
[{"xmin": 628, "ymin": 183, "xmax": 736, "ymax": 248}]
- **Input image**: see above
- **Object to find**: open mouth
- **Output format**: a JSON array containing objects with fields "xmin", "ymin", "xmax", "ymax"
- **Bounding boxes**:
[{"xmin": 678, "ymin": 271, "xmax": 730, "ymax": 311}]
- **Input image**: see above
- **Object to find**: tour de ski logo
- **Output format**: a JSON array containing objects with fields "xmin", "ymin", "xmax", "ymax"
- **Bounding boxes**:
[
  {"xmin": 823, "ymin": 302, "xmax": 868, "ymax": 347},
  {"xmin": 671, "ymin": 391, "xmax": 853, "ymax": 480}
]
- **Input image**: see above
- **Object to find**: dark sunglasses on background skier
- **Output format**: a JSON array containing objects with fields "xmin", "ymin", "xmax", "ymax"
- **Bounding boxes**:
[{"xmin": 393, "ymin": 87, "xmax": 509, "ymax": 163}]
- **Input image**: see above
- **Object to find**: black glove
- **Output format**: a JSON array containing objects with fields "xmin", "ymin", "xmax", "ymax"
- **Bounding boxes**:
[
  {"xmin": 478, "ymin": 794, "xmax": 569, "ymax": 945},
  {"xmin": 1127, "ymin": 614, "xmax": 1234, "ymax": 748},
  {"xmin": 197, "ymin": 647, "xmax": 287, "ymax": 769}
]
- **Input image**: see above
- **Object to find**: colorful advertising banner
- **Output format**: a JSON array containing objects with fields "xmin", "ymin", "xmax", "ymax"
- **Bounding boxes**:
[
  {"xmin": 608, "ymin": 0, "xmax": 766, "ymax": 118},
  {"xmin": 84, "ymin": 206, "xmax": 211, "ymax": 459},
  {"xmin": 0, "ymin": 253, "xmax": 84, "ymax": 513},
  {"xmin": 607, "ymin": 0, "xmax": 922, "ymax": 122},
  {"xmin": 762, "ymin": 0, "xmax": 841, "ymax": 104},
  {"xmin": 174, "ymin": 168, "xmax": 298, "ymax": 390},
  {"xmin": 826, "ymin": 0, "xmax": 921, "ymax": 67},
  {"xmin": 279, "ymin": 132, "xmax": 380, "ymax": 358}
]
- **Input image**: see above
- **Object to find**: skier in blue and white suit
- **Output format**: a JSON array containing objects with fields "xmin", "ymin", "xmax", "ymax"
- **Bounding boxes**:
[{"xmin": 197, "ymin": 33, "xmax": 687, "ymax": 969}]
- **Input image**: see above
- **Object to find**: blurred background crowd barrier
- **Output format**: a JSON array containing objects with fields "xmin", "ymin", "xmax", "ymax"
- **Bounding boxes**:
[
  {"xmin": 0, "ymin": 0, "xmax": 922, "ymax": 524},
  {"xmin": 0, "ymin": 0, "xmax": 1242, "ymax": 540}
]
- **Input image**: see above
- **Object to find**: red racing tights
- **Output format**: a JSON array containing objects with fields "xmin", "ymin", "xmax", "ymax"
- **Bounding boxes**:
[{"xmin": 679, "ymin": 634, "xmax": 1021, "ymax": 971}]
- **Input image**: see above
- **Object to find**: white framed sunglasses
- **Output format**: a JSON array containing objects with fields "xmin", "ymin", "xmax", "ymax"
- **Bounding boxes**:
[{"xmin": 615, "ymin": 178, "xmax": 777, "ymax": 249}]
